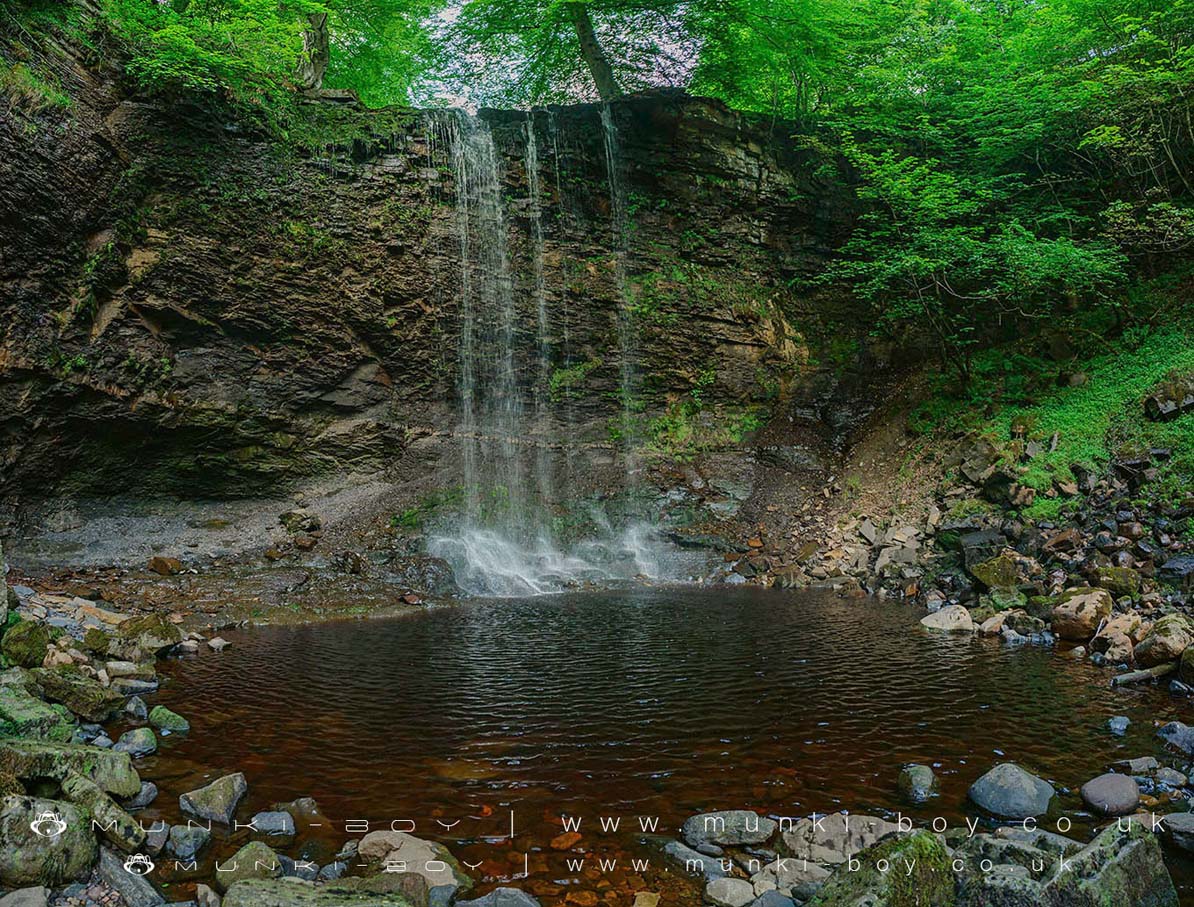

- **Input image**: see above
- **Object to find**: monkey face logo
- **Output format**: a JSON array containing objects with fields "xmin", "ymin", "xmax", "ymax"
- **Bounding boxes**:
[
  {"xmin": 29, "ymin": 811, "xmax": 67, "ymax": 839},
  {"xmin": 124, "ymin": 854, "xmax": 155, "ymax": 876}
]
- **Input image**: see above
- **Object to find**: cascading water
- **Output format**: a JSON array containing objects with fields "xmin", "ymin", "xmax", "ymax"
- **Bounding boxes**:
[{"xmin": 426, "ymin": 109, "xmax": 680, "ymax": 596}]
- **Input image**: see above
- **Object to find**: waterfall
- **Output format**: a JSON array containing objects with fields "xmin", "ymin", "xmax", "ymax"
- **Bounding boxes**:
[
  {"xmin": 425, "ymin": 109, "xmax": 683, "ymax": 596},
  {"xmin": 600, "ymin": 104, "xmax": 640, "ymax": 474}
]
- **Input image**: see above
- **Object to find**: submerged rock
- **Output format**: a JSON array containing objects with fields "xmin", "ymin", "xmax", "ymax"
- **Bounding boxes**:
[
  {"xmin": 148, "ymin": 705, "xmax": 189, "ymax": 732},
  {"xmin": 897, "ymin": 763, "xmax": 938, "ymax": 803},
  {"xmin": 113, "ymin": 727, "xmax": 157, "ymax": 757},
  {"xmin": 968, "ymin": 763, "xmax": 1055, "ymax": 819}
]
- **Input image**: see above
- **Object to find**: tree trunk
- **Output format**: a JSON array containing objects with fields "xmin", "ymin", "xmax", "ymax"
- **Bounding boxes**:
[
  {"xmin": 296, "ymin": 13, "xmax": 330, "ymax": 91},
  {"xmin": 565, "ymin": 3, "xmax": 621, "ymax": 101}
]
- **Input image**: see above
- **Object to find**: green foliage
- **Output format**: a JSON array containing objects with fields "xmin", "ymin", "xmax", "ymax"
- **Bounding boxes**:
[
  {"xmin": 548, "ymin": 357, "xmax": 601, "ymax": 402},
  {"xmin": 0, "ymin": 60, "xmax": 71, "ymax": 114}
]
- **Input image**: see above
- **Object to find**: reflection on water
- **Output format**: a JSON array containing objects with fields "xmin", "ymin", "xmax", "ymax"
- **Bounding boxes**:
[{"xmin": 142, "ymin": 587, "xmax": 1193, "ymax": 903}]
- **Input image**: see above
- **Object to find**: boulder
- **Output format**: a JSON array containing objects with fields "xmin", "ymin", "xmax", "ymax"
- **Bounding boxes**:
[
  {"xmin": 1094, "ymin": 567, "xmax": 1141, "ymax": 597},
  {"xmin": 148, "ymin": 705, "xmax": 189, "ymax": 732},
  {"xmin": 60, "ymin": 772, "xmax": 145, "ymax": 852},
  {"xmin": 682, "ymin": 810, "xmax": 777, "ymax": 847},
  {"xmin": 252, "ymin": 810, "xmax": 296, "ymax": 837},
  {"xmin": 920, "ymin": 605, "xmax": 974, "ymax": 632},
  {"xmin": 0, "ymin": 739, "xmax": 140, "ymax": 797},
  {"xmin": 1135, "ymin": 614, "xmax": 1194, "ymax": 668},
  {"xmin": 168, "ymin": 823, "xmax": 212, "ymax": 859},
  {"xmin": 1158, "ymin": 721, "xmax": 1194, "ymax": 754},
  {"xmin": 0, "ymin": 796, "xmax": 97, "ymax": 888},
  {"xmin": 0, "ymin": 684, "xmax": 74, "ymax": 741},
  {"xmin": 662, "ymin": 840, "xmax": 729, "ymax": 880},
  {"xmin": 970, "ymin": 550, "xmax": 1042, "ymax": 592},
  {"xmin": 897, "ymin": 764, "xmax": 938, "ymax": 803},
  {"xmin": 0, "ymin": 888, "xmax": 50, "ymax": 907},
  {"xmin": 805, "ymin": 831, "xmax": 952, "ymax": 906},
  {"xmin": 108, "ymin": 615, "xmax": 183, "ymax": 662},
  {"xmin": 1079, "ymin": 773, "xmax": 1140, "ymax": 817},
  {"xmin": 97, "ymin": 847, "xmax": 165, "ymax": 907},
  {"xmin": 215, "ymin": 840, "xmax": 282, "ymax": 893},
  {"xmin": 0, "ymin": 622, "xmax": 49, "ymax": 669},
  {"xmin": 1048, "ymin": 820, "xmax": 1177, "ymax": 906},
  {"xmin": 29, "ymin": 667, "xmax": 122, "ymax": 722},
  {"xmin": 180, "ymin": 772, "xmax": 248, "ymax": 825},
  {"xmin": 147, "ymin": 556, "xmax": 182, "ymax": 576},
  {"xmin": 706, "ymin": 878, "xmax": 755, "ymax": 907},
  {"xmin": 113, "ymin": 727, "xmax": 157, "ymax": 757},
  {"xmin": 1163, "ymin": 812, "xmax": 1194, "ymax": 852},
  {"xmin": 1160, "ymin": 555, "xmax": 1194, "ymax": 590},
  {"xmin": 1049, "ymin": 588, "xmax": 1112, "ymax": 641},
  {"xmin": 968, "ymin": 763, "xmax": 1055, "ymax": 819},
  {"xmin": 357, "ymin": 830, "xmax": 472, "ymax": 892},
  {"xmin": 782, "ymin": 813, "xmax": 903, "ymax": 866}
]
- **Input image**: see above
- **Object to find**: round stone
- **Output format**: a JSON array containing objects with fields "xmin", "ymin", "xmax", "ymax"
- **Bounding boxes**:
[
  {"xmin": 1080, "ymin": 772, "xmax": 1140, "ymax": 817},
  {"xmin": 968, "ymin": 763, "xmax": 1055, "ymax": 819}
]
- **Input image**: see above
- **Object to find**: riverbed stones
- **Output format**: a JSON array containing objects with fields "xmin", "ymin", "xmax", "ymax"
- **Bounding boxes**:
[
  {"xmin": 897, "ymin": 763, "xmax": 938, "ymax": 802},
  {"xmin": 0, "ymin": 739, "xmax": 140, "ymax": 797},
  {"xmin": 126, "ymin": 781, "xmax": 157, "ymax": 809},
  {"xmin": 1108, "ymin": 716, "xmax": 1130, "ymax": 736},
  {"xmin": 1080, "ymin": 773, "xmax": 1140, "ymax": 816},
  {"xmin": 215, "ymin": 840, "xmax": 282, "ymax": 892},
  {"xmin": 1134, "ymin": 614, "xmax": 1194, "ymax": 668},
  {"xmin": 0, "ymin": 796, "xmax": 96, "ymax": 887},
  {"xmin": 114, "ymin": 727, "xmax": 157, "ymax": 757},
  {"xmin": 168, "ymin": 824, "xmax": 212, "ymax": 859},
  {"xmin": 180, "ymin": 772, "xmax": 248, "ymax": 825},
  {"xmin": 968, "ymin": 763, "xmax": 1055, "ymax": 818},
  {"xmin": 1049, "ymin": 588, "xmax": 1112, "ymax": 641},
  {"xmin": 148, "ymin": 705, "xmax": 189, "ymax": 732},
  {"xmin": 682, "ymin": 810, "xmax": 777, "ymax": 847},
  {"xmin": 97, "ymin": 847, "xmax": 165, "ymax": 907},
  {"xmin": 0, "ymin": 622, "xmax": 49, "ymax": 669},
  {"xmin": 919, "ymin": 604, "xmax": 974, "ymax": 632},
  {"xmin": 805, "ymin": 831, "xmax": 952, "ymax": 907},
  {"xmin": 782, "ymin": 813, "xmax": 902, "ymax": 866},
  {"xmin": 706, "ymin": 877, "xmax": 755, "ymax": 907},
  {"xmin": 124, "ymin": 696, "xmax": 148, "ymax": 720}
]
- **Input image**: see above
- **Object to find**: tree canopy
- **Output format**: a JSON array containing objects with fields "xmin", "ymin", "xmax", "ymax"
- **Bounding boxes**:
[{"xmin": 5, "ymin": 0, "xmax": 1193, "ymax": 378}]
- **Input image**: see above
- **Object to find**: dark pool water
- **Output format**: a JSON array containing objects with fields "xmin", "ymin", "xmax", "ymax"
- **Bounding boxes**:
[{"xmin": 134, "ymin": 587, "xmax": 1194, "ymax": 904}]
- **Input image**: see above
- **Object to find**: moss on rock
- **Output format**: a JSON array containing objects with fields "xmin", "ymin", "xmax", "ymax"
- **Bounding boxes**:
[
  {"xmin": 1, "ymin": 620, "xmax": 50, "ymax": 669},
  {"xmin": 808, "ymin": 830, "xmax": 953, "ymax": 906}
]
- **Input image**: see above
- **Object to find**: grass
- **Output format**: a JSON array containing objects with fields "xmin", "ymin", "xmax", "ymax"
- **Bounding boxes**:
[{"xmin": 915, "ymin": 325, "xmax": 1194, "ymax": 520}]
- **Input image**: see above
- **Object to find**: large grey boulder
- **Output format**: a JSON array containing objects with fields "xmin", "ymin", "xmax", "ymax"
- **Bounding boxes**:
[
  {"xmin": 180, "ymin": 772, "xmax": 247, "ymax": 825},
  {"xmin": 356, "ymin": 829, "xmax": 472, "ymax": 893},
  {"xmin": 0, "ymin": 796, "xmax": 97, "ymax": 888},
  {"xmin": 897, "ymin": 764, "xmax": 938, "ymax": 803},
  {"xmin": 682, "ymin": 810, "xmax": 777, "ymax": 847},
  {"xmin": 968, "ymin": 763, "xmax": 1055, "ymax": 818},
  {"xmin": 706, "ymin": 878, "xmax": 755, "ymax": 907}
]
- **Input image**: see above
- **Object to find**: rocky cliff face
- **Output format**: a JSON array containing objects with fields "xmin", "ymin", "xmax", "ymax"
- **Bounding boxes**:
[{"xmin": 0, "ymin": 34, "xmax": 884, "ymax": 531}]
